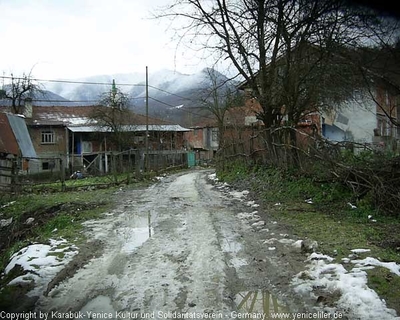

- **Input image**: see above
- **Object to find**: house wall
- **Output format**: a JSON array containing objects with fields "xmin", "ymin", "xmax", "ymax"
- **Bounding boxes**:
[
  {"xmin": 29, "ymin": 126, "xmax": 67, "ymax": 157},
  {"xmin": 184, "ymin": 128, "xmax": 219, "ymax": 162},
  {"xmin": 331, "ymin": 94, "xmax": 377, "ymax": 143},
  {"xmin": 205, "ymin": 127, "xmax": 219, "ymax": 150},
  {"xmin": 185, "ymin": 128, "xmax": 205, "ymax": 149},
  {"xmin": 149, "ymin": 131, "xmax": 186, "ymax": 150},
  {"xmin": 27, "ymin": 126, "xmax": 67, "ymax": 173}
]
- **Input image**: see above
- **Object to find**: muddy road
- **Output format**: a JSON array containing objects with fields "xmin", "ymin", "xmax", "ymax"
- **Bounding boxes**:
[{"xmin": 34, "ymin": 170, "xmax": 321, "ymax": 318}]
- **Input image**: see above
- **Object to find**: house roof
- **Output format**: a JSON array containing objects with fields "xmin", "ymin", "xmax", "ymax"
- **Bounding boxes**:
[
  {"xmin": 0, "ymin": 105, "xmax": 190, "ymax": 133},
  {"xmin": 0, "ymin": 113, "xmax": 19, "ymax": 155},
  {"xmin": 7, "ymin": 114, "xmax": 37, "ymax": 158},
  {"xmin": 0, "ymin": 113, "xmax": 37, "ymax": 158},
  {"xmin": 68, "ymin": 124, "xmax": 190, "ymax": 133},
  {"xmin": 237, "ymin": 44, "xmax": 400, "ymax": 92},
  {"xmin": 29, "ymin": 105, "xmax": 182, "ymax": 127}
]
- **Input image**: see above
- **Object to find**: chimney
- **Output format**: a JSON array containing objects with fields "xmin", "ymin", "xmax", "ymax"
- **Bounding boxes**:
[{"xmin": 23, "ymin": 97, "xmax": 33, "ymax": 118}]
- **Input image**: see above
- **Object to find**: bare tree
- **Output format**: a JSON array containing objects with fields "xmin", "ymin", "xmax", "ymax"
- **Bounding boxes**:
[
  {"xmin": 91, "ymin": 80, "xmax": 136, "ymax": 151},
  {"xmin": 199, "ymin": 68, "xmax": 244, "ymax": 165},
  {"xmin": 156, "ymin": 0, "xmax": 398, "ymax": 166},
  {"xmin": 2, "ymin": 71, "xmax": 41, "ymax": 114}
]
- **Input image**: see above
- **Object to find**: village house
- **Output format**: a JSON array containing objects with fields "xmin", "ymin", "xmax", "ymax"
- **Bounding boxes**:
[
  {"xmin": 232, "ymin": 46, "xmax": 400, "ymax": 157},
  {"xmin": 322, "ymin": 81, "xmax": 399, "ymax": 152},
  {"xmin": 184, "ymin": 120, "xmax": 219, "ymax": 164},
  {"xmin": 1, "ymin": 102, "xmax": 190, "ymax": 174}
]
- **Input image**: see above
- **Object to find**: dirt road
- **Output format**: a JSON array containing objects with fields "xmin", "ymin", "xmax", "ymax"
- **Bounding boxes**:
[{"xmin": 33, "ymin": 170, "xmax": 326, "ymax": 318}]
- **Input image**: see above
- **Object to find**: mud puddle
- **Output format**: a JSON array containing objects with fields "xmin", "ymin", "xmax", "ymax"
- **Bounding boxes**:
[
  {"xmin": 235, "ymin": 290, "xmax": 289, "ymax": 316},
  {"xmin": 117, "ymin": 211, "xmax": 154, "ymax": 254}
]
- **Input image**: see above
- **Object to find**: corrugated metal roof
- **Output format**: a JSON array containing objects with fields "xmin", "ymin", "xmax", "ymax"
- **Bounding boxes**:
[
  {"xmin": 67, "ymin": 124, "xmax": 190, "ymax": 133},
  {"xmin": 0, "ymin": 113, "xmax": 18, "ymax": 155},
  {"xmin": 7, "ymin": 114, "xmax": 37, "ymax": 158}
]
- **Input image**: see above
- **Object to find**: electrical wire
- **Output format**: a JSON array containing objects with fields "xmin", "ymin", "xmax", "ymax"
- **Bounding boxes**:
[
  {"xmin": 0, "ymin": 75, "xmax": 145, "ymax": 87},
  {"xmin": 0, "ymin": 75, "xmax": 209, "ymax": 105},
  {"xmin": 0, "ymin": 74, "xmax": 220, "ymax": 120}
]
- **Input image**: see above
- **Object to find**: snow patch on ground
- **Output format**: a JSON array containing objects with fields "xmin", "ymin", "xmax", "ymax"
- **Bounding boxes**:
[
  {"xmin": 292, "ymin": 240, "xmax": 303, "ymax": 249},
  {"xmin": 308, "ymin": 252, "xmax": 334, "ymax": 262},
  {"xmin": 351, "ymin": 248, "xmax": 371, "ymax": 254},
  {"xmin": 229, "ymin": 190, "xmax": 250, "ymax": 201},
  {"xmin": 351, "ymin": 257, "xmax": 400, "ymax": 276},
  {"xmin": 292, "ymin": 252, "xmax": 400, "ymax": 320},
  {"xmin": 278, "ymin": 238, "xmax": 295, "ymax": 244},
  {"xmin": 246, "ymin": 200, "xmax": 260, "ymax": 208},
  {"xmin": 5, "ymin": 238, "xmax": 78, "ymax": 297}
]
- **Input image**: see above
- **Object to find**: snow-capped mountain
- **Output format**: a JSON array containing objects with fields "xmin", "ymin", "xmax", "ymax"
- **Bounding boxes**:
[
  {"xmin": 45, "ymin": 72, "xmax": 143, "ymax": 103},
  {"xmin": 43, "ymin": 68, "xmax": 237, "ymax": 125},
  {"xmin": 0, "ymin": 88, "xmax": 72, "ymax": 107}
]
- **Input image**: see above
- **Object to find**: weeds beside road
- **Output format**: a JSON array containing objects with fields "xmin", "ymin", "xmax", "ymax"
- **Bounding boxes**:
[{"xmin": 217, "ymin": 163, "xmax": 400, "ymax": 315}]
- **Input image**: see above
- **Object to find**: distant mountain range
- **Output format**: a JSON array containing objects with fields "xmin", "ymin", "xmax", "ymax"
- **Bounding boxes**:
[
  {"xmin": 0, "ymin": 89, "xmax": 73, "ymax": 107},
  {"xmin": 44, "ymin": 68, "xmax": 238, "ymax": 126}
]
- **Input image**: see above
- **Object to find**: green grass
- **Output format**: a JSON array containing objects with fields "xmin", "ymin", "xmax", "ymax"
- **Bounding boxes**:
[
  {"xmin": 0, "ymin": 185, "xmax": 118, "ymax": 311},
  {"xmin": 0, "ymin": 187, "xmax": 116, "ymax": 273}
]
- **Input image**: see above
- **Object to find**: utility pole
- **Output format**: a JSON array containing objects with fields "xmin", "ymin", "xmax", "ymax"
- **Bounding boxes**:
[
  {"xmin": 145, "ymin": 66, "xmax": 149, "ymax": 172},
  {"xmin": 111, "ymin": 79, "xmax": 117, "ymax": 108}
]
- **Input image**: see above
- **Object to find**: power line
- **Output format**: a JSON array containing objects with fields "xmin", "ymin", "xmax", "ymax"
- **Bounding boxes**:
[
  {"xmin": 29, "ymin": 96, "xmax": 146, "ymax": 104},
  {"xmin": 0, "ymin": 75, "xmax": 221, "ymax": 118},
  {"xmin": 0, "ymin": 75, "xmax": 146, "ymax": 87},
  {"xmin": 0, "ymin": 75, "xmax": 205, "ymax": 104}
]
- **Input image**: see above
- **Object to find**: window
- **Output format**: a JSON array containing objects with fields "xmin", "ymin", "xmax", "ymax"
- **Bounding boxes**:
[
  {"xmin": 41, "ymin": 130, "xmax": 55, "ymax": 144},
  {"xmin": 42, "ymin": 161, "xmax": 55, "ymax": 171},
  {"xmin": 82, "ymin": 141, "xmax": 93, "ymax": 153},
  {"xmin": 211, "ymin": 128, "xmax": 219, "ymax": 142},
  {"xmin": 377, "ymin": 114, "xmax": 394, "ymax": 137},
  {"xmin": 42, "ymin": 162, "xmax": 49, "ymax": 170}
]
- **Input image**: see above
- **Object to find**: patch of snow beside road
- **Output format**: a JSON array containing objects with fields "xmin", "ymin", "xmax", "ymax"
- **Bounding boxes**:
[
  {"xmin": 5, "ymin": 238, "xmax": 78, "ymax": 297},
  {"xmin": 293, "ymin": 253, "xmax": 400, "ymax": 320}
]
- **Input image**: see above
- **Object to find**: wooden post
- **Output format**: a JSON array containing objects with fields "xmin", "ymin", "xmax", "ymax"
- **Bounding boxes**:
[
  {"xmin": 60, "ymin": 157, "xmax": 66, "ymax": 192},
  {"xmin": 127, "ymin": 149, "xmax": 132, "ymax": 184},
  {"xmin": 11, "ymin": 157, "xmax": 17, "ymax": 194},
  {"xmin": 135, "ymin": 150, "xmax": 141, "ymax": 179},
  {"xmin": 71, "ymin": 132, "xmax": 75, "ymax": 171},
  {"xmin": 111, "ymin": 152, "xmax": 117, "ymax": 184},
  {"xmin": 145, "ymin": 66, "xmax": 149, "ymax": 172}
]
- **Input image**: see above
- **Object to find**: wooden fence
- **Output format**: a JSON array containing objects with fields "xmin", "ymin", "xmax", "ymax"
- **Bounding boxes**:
[
  {"xmin": 0, "ymin": 149, "xmax": 195, "ymax": 194},
  {"xmin": 0, "ymin": 159, "xmax": 12, "ymax": 191}
]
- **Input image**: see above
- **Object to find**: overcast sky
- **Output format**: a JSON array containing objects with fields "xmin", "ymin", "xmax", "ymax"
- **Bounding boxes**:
[{"xmin": 0, "ymin": 0, "xmax": 211, "ymax": 80}]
